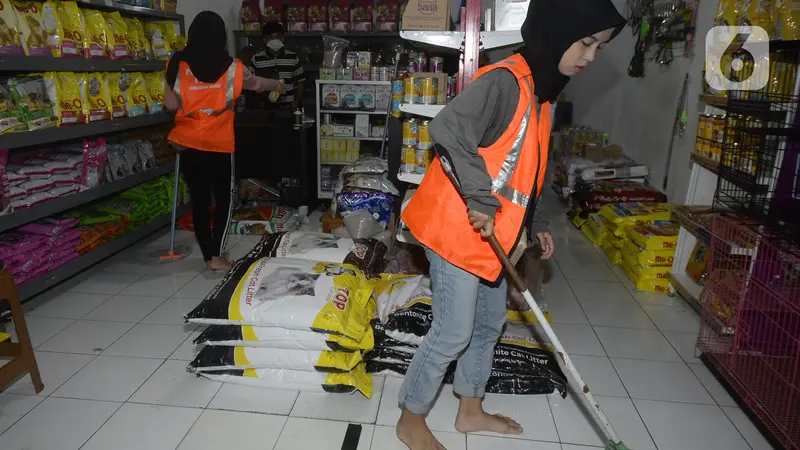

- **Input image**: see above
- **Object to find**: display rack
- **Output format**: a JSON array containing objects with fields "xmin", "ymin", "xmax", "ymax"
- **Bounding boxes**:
[{"xmin": 1, "ymin": 2, "xmax": 186, "ymax": 301}]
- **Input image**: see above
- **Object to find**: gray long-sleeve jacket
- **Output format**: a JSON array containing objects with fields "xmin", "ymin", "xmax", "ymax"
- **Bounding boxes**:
[{"xmin": 428, "ymin": 68, "xmax": 552, "ymax": 235}]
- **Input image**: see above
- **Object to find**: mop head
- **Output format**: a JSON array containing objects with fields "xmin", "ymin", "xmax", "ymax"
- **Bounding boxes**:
[
  {"xmin": 143, "ymin": 245, "xmax": 194, "ymax": 262},
  {"xmin": 605, "ymin": 441, "xmax": 630, "ymax": 450}
]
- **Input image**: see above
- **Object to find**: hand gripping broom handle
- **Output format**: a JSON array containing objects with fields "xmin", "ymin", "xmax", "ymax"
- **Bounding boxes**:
[{"xmin": 487, "ymin": 235, "xmax": 623, "ymax": 446}]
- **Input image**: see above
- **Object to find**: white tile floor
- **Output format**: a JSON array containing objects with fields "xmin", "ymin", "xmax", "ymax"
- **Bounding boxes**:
[{"xmin": 0, "ymin": 191, "xmax": 776, "ymax": 450}]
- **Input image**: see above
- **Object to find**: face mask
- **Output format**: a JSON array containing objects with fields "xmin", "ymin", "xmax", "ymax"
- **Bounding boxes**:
[{"xmin": 266, "ymin": 39, "xmax": 283, "ymax": 52}]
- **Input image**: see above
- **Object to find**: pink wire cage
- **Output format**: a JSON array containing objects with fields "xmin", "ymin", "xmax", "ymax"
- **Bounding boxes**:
[{"xmin": 697, "ymin": 215, "xmax": 800, "ymax": 449}]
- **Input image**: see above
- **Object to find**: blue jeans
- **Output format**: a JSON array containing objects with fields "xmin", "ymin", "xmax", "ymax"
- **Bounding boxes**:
[{"xmin": 398, "ymin": 247, "xmax": 508, "ymax": 415}]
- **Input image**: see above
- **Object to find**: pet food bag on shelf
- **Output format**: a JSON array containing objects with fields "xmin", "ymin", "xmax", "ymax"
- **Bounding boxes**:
[
  {"xmin": 82, "ymin": 9, "xmax": 109, "ymax": 58},
  {"xmin": 56, "ymin": 1, "xmax": 84, "ymax": 57},
  {"xmin": 0, "ymin": 2, "xmax": 24, "ymax": 55},
  {"xmin": 44, "ymin": 71, "xmax": 85, "ymax": 125},
  {"xmin": 144, "ymin": 71, "xmax": 165, "ymax": 113},
  {"xmin": 13, "ymin": 0, "xmax": 58, "ymax": 56},
  {"xmin": 7, "ymin": 76, "xmax": 56, "ymax": 131},
  {"xmin": 82, "ymin": 72, "xmax": 112, "ymax": 122},
  {"xmin": 598, "ymin": 202, "xmax": 674, "ymax": 237},
  {"xmin": 189, "ymin": 345, "xmax": 363, "ymax": 373},
  {"xmin": 103, "ymin": 11, "xmax": 129, "ymax": 59},
  {"xmin": 184, "ymin": 257, "xmax": 376, "ymax": 342},
  {"xmin": 107, "ymin": 72, "xmax": 130, "ymax": 119},
  {"xmin": 194, "ymin": 324, "xmax": 374, "ymax": 352},
  {"xmin": 126, "ymin": 72, "xmax": 149, "ymax": 117},
  {"xmin": 0, "ymin": 83, "xmax": 26, "ymax": 134},
  {"xmin": 196, "ymin": 363, "xmax": 374, "ymax": 397}
]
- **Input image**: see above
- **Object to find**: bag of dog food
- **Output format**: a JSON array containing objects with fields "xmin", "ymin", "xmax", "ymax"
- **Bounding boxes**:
[
  {"xmin": 106, "ymin": 72, "xmax": 130, "ymax": 119},
  {"xmin": 598, "ymin": 202, "xmax": 674, "ymax": 237},
  {"xmin": 12, "ymin": 0, "xmax": 57, "ymax": 56},
  {"xmin": 185, "ymin": 258, "xmax": 376, "ymax": 342},
  {"xmin": 194, "ymin": 324, "xmax": 374, "ymax": 352},
  {"xmin": 143, "ymin": 71, "xmax": 165, "ymax": 113},
  {"xmin": 240, "ymin": 0, "xmax": 261, "ymax": 32},
  {"xmin": 103, "ymin": 11, "xmax": 129, "ymax": 59},
  {"xmin": 0, "ymin": 1, "xmax": 24, "ymax": 55},
  {"xmin": 55, "ymin": 1, "xmax": 83, "ymax": 57},
  {"xmin": 7, "ymin": 76, "xmax": 56, "ymax": 131},
  {"xmin": 622, "ymin": 238, "xmax": 675, "ymax": 267},
  {"xmin": 0, "ymin": 82, "xmax": 25, "ymax": 134},
  {"xmin": 44, "ymin": 72, "xmax": 85, "ymax": 125},
  {"xmin": 189, "ymin": 345, "xmax": 364, "ymax": 373},
  {"xmin": 196, "ymin": 363, "xmax": 374, "ymax": 397},
  {"xmin": 82, "ymin": 72, "xmax": 112, "ymax": 122},
  {"xmin": 625, "ymin": 222, "xmax": 680, "ymax": 252},
  {"xmin": 126, "ymin": 72, "xmax": 148, "ymax": 117},
  {"xmin": 82, "ymin": 9, "xmax": 109, "ymax": 58}
]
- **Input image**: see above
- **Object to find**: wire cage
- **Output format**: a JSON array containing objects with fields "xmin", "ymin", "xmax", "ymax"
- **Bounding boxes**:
[
  {"xmin": 713, "ymin": 45, "xmax": 800, "ymax": 245},
  {"xmin": 697, "ymin": 215, "xmax": 800, "ymax": 449}
]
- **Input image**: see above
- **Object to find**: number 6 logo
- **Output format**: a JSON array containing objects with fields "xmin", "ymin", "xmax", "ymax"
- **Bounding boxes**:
[{"xmin": 705, "ymin": 25, "xmax": 770, "ymax": 93}]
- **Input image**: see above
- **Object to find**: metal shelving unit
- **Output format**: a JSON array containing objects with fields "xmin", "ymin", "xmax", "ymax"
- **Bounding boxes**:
[{"xmin": 0, "ymin": 56, "xmax": 166, "ymax": 73}]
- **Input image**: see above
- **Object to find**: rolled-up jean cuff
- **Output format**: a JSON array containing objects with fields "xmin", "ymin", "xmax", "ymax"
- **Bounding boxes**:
[
  {"xmin": 399, "ymin": 397, "xmax": 433, "ymax": 415},
  {"xmin": 453, "ymin": 382, "xmax": 485, "ymax": 400}
]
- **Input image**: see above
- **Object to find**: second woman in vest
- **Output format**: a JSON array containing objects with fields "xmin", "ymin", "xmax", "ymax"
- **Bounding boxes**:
[
  {"xmin": 397, "ymin": 1, "xmax": 626, "ymax": 448},
  {"xmin": 164, "ymin": 11, "xmax": 283, "ymax": 271}
]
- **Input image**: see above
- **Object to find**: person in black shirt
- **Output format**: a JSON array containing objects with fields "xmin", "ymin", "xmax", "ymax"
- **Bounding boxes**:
[{"xmin": 246, "ymin": 21, "xmax": 306, "ymax": 108}]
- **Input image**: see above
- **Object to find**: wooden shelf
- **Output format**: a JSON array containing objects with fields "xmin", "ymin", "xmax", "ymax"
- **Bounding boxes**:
[{"xmin": 699, "ymin": 95, "xmax": 728, "ymax": 109}]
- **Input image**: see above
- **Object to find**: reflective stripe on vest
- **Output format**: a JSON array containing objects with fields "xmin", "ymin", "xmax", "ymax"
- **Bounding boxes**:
[
  {"xmin": 490, "ymin": 76, "xmax": 533, "ymax": 208},
  {"xmin": 174, "ymin": 61, "xmax": 237, "ymax": 117}
]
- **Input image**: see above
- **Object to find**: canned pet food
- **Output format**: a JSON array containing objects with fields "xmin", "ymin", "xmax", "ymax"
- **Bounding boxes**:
[
  {"xmin": 712, "ymin": 115, "xmax": 725, "ymax": 143},
  {"xmin": 407, "ymin": 52, "xmax": 418, "ymax": 73},
  {"xmin": 391, "ymin": 79, "xmax": 404, "ymax": 95},
  {"xmin": 402, "ymin": 145, "xmax": 417, "ymax": 173},
  {"xmin": 415, "ymin": 148, "xmax": 429, "ymax": 174},
  {"xmin": 402, "ymin": 118, "xmax": 418, "ymax": 146},
  {"xmin": 700, "ymin": 137, "xmax": 711, "ymax": 158},
  {"xmin": 403, "ymin": 77, "xmax": 420, "ymax": 104},
  {"xmin": 391, "ymin": 97, "xmax": 401, "ymax": 113},
  {"xmin": 446, "ymin": 76, "xmax": 457, "ymax": 98},
  {"xmin": 430, "ymin": 56, "xmax": 444, "ymax": 73},
  {"xmin": 702, "ymin": 113, "xmax": 714, "ymax": 141},
  {"xmin": 420, "ymin": 78, "xmax": 438, "ymax": 105},
  {"xmin": 414, "ymin": 52, "xmax": 427, "ymax": 72},
  {"xmin": 417, "ymin": 120, "xmax": 432, "ymax": 149}
]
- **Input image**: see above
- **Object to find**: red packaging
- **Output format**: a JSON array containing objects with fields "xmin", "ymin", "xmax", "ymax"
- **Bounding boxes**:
[
  {"xmin": 330, "ymin": 0, "xmax": 350, "ymax": 32},
  {"xmin": 0, "ymin": 149, "xmax": 9, "ymax": 213},
  {"xmin": 262, "ymin": 0, "xmax": 284, "ymax": 25},
  {"xmin": 287, "ymin": 0, "xmax": 309, "ymax": 32},
  {"xmin": 573, "ymin": 180, "xmax": 668, "ymax": 212},
  {"xmin": 376, "ymin": 0, "xmax": 399, "ymax": 31},
  {"xmin": 351, "ymin": 0, "xmax": 374, "ymax": 32},
  {"xmin": 240, "ymin": 0, "xmax": 262, "ymax": 32},
  {"xmin": 308, "ymin": 0, "xmax": 329, "ymax": 32}
]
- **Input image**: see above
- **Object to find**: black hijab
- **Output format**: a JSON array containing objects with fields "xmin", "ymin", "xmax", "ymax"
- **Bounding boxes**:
[
  {"xmin": 167, "ymin": 11, "xmax": 233, "ymax": 86},
  {"xmin": 520, "ymin": 0, "xmax": 626, "ymax": 103}
]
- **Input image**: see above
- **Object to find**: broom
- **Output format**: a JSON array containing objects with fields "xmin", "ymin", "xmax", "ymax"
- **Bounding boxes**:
[{"xmin": 488, "ymin": 234, "xmax": 629, "ymax": 450}]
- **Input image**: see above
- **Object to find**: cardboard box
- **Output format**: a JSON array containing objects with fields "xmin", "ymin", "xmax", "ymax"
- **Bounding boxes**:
[
  {"xmin": 355, "ymin": 115, "xmax": 370, "ymax": 137},
  {"xmin": 346, "ymin": 147, "xmax": 360, "ymax": 162},
  {"xmin": 333, "ymin": 125, "xmax": 354, "ymax": 137},
  {"xmin": 347, "ymin": 140, "xmax": 361, "ymax": 152},
  {"xmin": 410, "ymin": 72, "xmax": 447, "ymax": 104},
  {"xmin": 402, "ymin": 0, "xmax": 450, "ymax": 31},
  {"xmin": 376, "ymin": 85, "xmax": 391, "ymax": 111},
  {"xmin": 321, "ymin": 85, "xmax": 341, "ymax": 109}
]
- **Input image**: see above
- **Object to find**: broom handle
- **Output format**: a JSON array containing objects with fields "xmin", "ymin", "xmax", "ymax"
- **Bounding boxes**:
[
  {"xmin": 168, "ymin": 152, "xmax": 181, "ymax": 253},
  {"xmin": 488, "ymin": 235, "xmax": 622, "ymax": 445}
]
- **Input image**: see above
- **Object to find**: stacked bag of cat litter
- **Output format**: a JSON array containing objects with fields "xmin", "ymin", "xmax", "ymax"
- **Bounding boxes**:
[
  {"xmin": 185, "ymin": 231, "xmax": 388, "ymax": 398},
  {"xmin": 0, "ymin": 218, "xmax": 81, "ymax": 285},
  {"xmin": 365, "ymin": 275, "xmax": 568, "ymax": 397}
]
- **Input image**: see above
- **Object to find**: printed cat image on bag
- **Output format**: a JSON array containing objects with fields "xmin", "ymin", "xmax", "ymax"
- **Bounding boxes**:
[
  {"xmin": 13, "ymin": 0, "xmax": 58, "ymax": 56},
  {"xmin": 253, "ymin": 267, "xmax": 321, "ymax": 304},
  {"xmin": 0, "ymin": 1, "xmax": 25, "ymax": 55}
]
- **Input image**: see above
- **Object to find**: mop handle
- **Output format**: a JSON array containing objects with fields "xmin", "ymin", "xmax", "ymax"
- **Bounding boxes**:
[
  {"xmin": 488, "ymin": 235, "xmax": 623, "ymax": 445},
  {"xmin": 168, "ymin": 152, "xmax": 181, "ymax": 253}
]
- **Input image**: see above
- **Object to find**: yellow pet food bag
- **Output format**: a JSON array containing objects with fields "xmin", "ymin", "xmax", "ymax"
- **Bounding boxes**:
[
  {"xmin": 623, "ymin": 252, "xmax": 671, "ymax": 280},
  {"xmin": 0, "ymin": 0, "xmax": 25, "ymax": 55},
  {"xmin": 587, "ymin": 214, "xmax": 610, "ymax": 244},
  {"xmin": 103, "ymin": 11, "xmax": 129, "ymax": 59},
  {"xmin": 741, "ymin": 0, "xmax": 777, "ymax": 38},
  {"xmin": 56, "ymin": 1, "xmax": 84, "ymax": 57},
  {"xmin": 145, "ymin": 21, "xmax": 168, "ymax": 60},
  {"xmin": 82, "ymin": 9, "xmax": 108, "ymax": 58},
  {"xmin": 598, "ymin": 202, "xmax": 674, "ymax": 237},
  {"xmin": 622, "ymin": 238, "xmax": 675, "ymax": 267},
  {"xmin": 107, "ymin": 72, "xmax": 130, "ymax": 119},
  {"xmin": 162, "ymin": 20, "xmax": 180, "ymax": 57},
  {"xmin": 600, "ymin": 237, "xmax": 622, "ymax": 265},
  {"xmin": 45, "ymin": 71, "xmax": 85, "ymax": 125},
  {"xmin": 127, "ymin": 72, "xmax": 149, "ymax": 117},
  {"xmin": 623, "ymin": 260, "xmax": 671, "ymax": 294},
  {"xmin": 83, "ymin": 72, "xmax": 112, "ymax": 122},
  {"xmin": 625, "ymin": 222, "xmax": 680, "ymax": 251},
  {"xmin": 777, "ymin": 0, "xmax": 800, "ymax": 41},
  {"xmin": 123, "ymin": 17, "xmax": 142, "ymax": 59},
  {"xmin": 144, "ymin": 71, "xmax": 165, "ymax": 113},
  {"xmin": 13, "ymin": 0, "xmax": 58, "ymax": 56}
]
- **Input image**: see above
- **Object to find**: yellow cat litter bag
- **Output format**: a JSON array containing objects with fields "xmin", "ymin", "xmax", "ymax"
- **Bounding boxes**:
[
  {"xmin": 82, "ymin": 72, "xmax": 111, "ymax": 122},
  {"xmin": 598, "ymin": 202, "xmax": 674, "ymax": 237},
  {"xmin": 56, "ymin": 1, "xmax": 84, "ymax": 57},
  {"xmin": 123, "ymin": 17, "xmax": 142, "ymax": 59},
  {"xmin": 777, "ymin": 0, "xmax": 800, "ymax": 41},
  {"xmin": 103, "ymin": 11, "xmax": 129, "ymax": 59},
  {"xmin": 741, "ymin": 0, "xmax": 777, "ymax": 38},
  {"xmin": 13, "ymin": 0, "xmax": 58, "ymax": 56},
  {"xmin": 44, "ymin": 71, "xmax": 85, "ymax": 125},
  {"xmin": 107, "ymin": 72, "xmax": 130, "ymax": 119},
  {"xmin": 126, "ymin": 72, "xmax": 148, "ymax": 117},
  {"xmin": 184, "ymin": 258, "xmax": 377, "ymax": 343},
  {"xmin": 625, "ymin": 222, "xmax": 680, "ymax": 252},
  {"xmin": 622, "ymin": 238, "xmax": 675, "ymax": 267},
  {"xmin": 623, "ymin": 259, "xmax": 671, "ymax": 294},
  {"xmin": 0, "ymin": 0, "xmax": 25, "ymax": 55},
  {"xmin": 82, "ymin": 9, "xmax": 108, "ymax": 58},
  {"xmin": 143, "ymin": 71, "xmax": 165, "ymax": 113},
  {"xmin": 145, "ymin": 21, "xmax": 168, "ymax": 60},
  {"xmin": 196, "ymin": 362, "xmax": 374, "ymax": 398}
]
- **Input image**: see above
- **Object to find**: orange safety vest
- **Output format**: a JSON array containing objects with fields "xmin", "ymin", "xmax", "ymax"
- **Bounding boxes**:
[
  {"xmin": 401, "ymin": 53, "xmax": 551, "ymax": 282},
  {"xmin": 167, "ymin": 59, "xmax": 244, "ymax": 153}
]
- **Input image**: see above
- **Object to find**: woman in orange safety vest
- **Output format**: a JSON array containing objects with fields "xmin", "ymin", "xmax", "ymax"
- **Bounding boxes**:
[
  {"xmin": 397, "ymin": 1, "xmax": 626, "ymax": 448},
  {"xmin": 164, "ymin": 11, "xmax": 283, "ymax": 271}
]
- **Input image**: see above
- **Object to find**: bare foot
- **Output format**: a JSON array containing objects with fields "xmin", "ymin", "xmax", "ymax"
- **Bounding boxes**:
[
  {"xmin": 397, "ymin": 409, "xmax": 447, "ymax": 450},
  {"xmin": 455, "ymin": 409, "xmax": 523, "ymax": 435},
  {"xmin": 207, "ymin": 257, "xmax": 232, "ymax": 271}
]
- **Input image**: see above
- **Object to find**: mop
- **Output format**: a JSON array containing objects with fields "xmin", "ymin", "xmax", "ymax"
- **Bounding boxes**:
[
  {"xmin": 488, "ymin": 234, "xmax": 629, "ymax": 450},
  {"xmin": 156, "ymin": 152, "xmax": 192, "ymax": 262}
]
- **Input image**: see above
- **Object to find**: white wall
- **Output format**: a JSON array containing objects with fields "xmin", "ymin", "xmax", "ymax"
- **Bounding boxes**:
[
  {"xmin": 565, "ymin": 0, "xmax": 718, "ymax": 203},
  {"xmin": 177, "ymin": 0, "xmax": 243, "ymax": 54}
]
